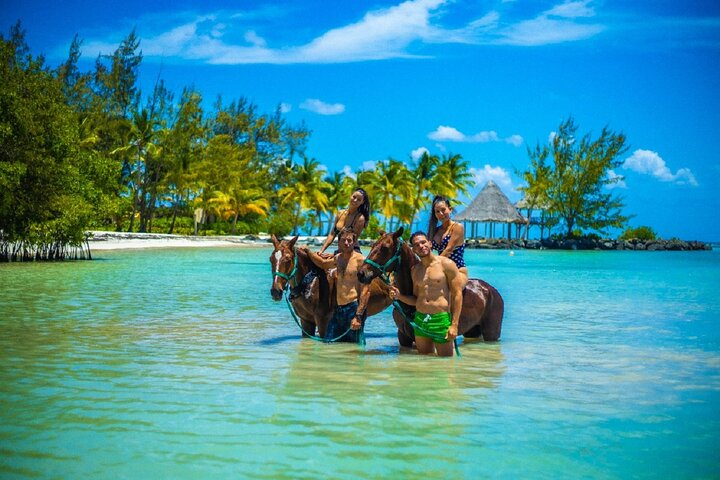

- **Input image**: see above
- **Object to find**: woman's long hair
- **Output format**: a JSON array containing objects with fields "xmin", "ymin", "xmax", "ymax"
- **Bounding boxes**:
[
  {"xmin": 427, "ymin": 195, "xmax": 451, "ymax": 241},
  {"xmin": 354, "ymin": 188, "xmax": 371, "ymax": 226}
]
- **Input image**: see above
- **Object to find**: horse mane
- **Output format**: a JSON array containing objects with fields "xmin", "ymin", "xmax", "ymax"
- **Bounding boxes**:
[{"xmin": 395, "ymin": 237, "xmax": 417, "ymax": 297}]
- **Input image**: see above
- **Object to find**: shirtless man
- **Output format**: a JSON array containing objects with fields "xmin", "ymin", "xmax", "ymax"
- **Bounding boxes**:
[
  {"xmin": 389, "ymin": 231, "xmax": 463, "ymax": 357},
  {"xmin": 303, "ymin": 228, "xmax": 369, "ymax": 343}
]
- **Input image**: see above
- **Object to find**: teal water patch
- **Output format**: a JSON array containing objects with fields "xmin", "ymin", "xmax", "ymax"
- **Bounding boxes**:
[{"xmin": 1, "ymin": 247, "xmax": 719, "ymax": 478}]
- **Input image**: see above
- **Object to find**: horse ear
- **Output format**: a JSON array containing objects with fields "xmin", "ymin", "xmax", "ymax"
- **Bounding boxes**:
[
  {"xmin": 394, "ymin": 226, "xmax": 404, "ymax": 238},
  {"xmin": 378, "ymin": 230, "xmax": 386, "ymax": 236},
  {"xmin": 271, "ymin": 234, "xmax": 280, "ymax": 248},
  {"xmin": 288, "ymin": 235, "xmax": 299, "ymax": 249}
]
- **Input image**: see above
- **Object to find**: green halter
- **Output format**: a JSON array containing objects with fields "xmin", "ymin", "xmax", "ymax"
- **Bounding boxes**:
[
  {"xmin": 363, "ymin": 237, "xmax": 403, "ymax": 278},
  {"xmin": 273, "ymin": 250, "xmax": 298, "ymax": 285}
]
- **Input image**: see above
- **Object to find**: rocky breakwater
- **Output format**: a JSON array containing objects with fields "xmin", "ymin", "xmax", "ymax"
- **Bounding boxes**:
[{"xmin": 466, "ymin": 237, "xmax": 712, "ymax": 251}]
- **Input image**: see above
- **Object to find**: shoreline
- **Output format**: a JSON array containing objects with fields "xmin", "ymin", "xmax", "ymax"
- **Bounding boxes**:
[
  {"xmin": 86, "ymin": 231, "xmax": 323, "ymax": 251},
  {"xmin": 87, "ymin": 231, "xmax": 715, "ymax": 252}
]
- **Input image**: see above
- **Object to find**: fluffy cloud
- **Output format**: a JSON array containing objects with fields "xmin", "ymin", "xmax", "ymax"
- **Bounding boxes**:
[
  {"xmin": 279, "ymin": 102, "xmax": 292, "ymax": 113},
  {"xmin": 299, "ymin": 99, "xmax": 345, "ymax": 115},
  {"xmin": 469, "ymin": 164, "xmax": 514, "ymax": 190},
  {"xmin": 428, "ymin": 125, "xmax": 523, "ymax": 146},
  {"xmin": 623, "ymin": 149, "xmax": 698, "ymax": 186},
  {"xmin": 411, "ymin": 147, "xmax": 430, "ymax": 161}
]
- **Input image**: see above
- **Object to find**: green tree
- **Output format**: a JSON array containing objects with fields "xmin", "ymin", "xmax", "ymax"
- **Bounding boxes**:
[
  {"xmin": 523, "ymin": 116, "xmax": 630, "ymax": 237},
  {"xmin": 619, "ymin": 225, "xmax": 656, "ymax": 241},
  {"xmin": 365, "ymin": 159, "xmax": 414, "ymax": 230},
  {"xmin": 434, "ymin": 152, "xmax": 474, "ymax": 199},
  {"xmin": 0, "ymin": 23, "xmax": 96, "ymax": 259},
  {"xmin": 278, "ymin": 156, "xmax": 330, "ymax": 235},
  {"xmin": 408, "ymin": 152, "xmax": 439, "ymax": 231},
  {"xmin": 163, "ymin": 88, "xmax": 206, "ymax": 234}
]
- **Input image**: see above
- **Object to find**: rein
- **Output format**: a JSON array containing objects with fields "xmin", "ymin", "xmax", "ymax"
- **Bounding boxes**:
[
  {"xmin": 367, "ymin": 237, "xmax": 461, "ymax": 357},
  {"xmin": 275, "ymin": 248, "xmax": 363, "ymax": 345}
]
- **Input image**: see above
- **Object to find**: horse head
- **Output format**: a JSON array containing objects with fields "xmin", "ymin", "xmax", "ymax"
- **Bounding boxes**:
[
  {"xmin": 269, "ymin": 234, "xmax": 299, "ymax": 301},
  {"xmin": 358, "ymin": 227, "xmax": 405, "ymax": 284}
]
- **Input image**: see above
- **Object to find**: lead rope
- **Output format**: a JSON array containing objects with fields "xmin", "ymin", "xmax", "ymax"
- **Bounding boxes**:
[
  {"xmin": 366, "ymin": 239, "xmax": 460, "ymax": 357},
  {"xmin": 281, "ymin": 277, "xmax": 364, "ymax": 345}
]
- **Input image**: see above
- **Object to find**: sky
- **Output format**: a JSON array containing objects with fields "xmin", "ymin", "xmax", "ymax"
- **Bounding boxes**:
[{"xmin": 3, "ymin": 0, "xmax": 720, "ymax": 241}]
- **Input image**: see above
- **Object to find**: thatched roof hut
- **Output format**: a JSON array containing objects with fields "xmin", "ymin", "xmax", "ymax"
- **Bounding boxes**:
[{"xmin": 455, "ymin": 180, "xmax": 526, "ymax": 239}]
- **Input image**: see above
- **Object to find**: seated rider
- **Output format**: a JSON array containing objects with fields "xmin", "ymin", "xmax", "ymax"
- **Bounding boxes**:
[
  {"xmin": 303, "ymin": 228, "xmax": 370, "ymax": 343},
  {"xmin": 318, "ymin": 188, "xmax": 371, "ymax": 255},
  {"xmin": 428, "ymin": 195, "xmax": 468, "ymax": 286}
]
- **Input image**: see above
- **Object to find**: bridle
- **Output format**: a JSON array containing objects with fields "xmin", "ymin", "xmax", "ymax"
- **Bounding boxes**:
[
  {"xmin": 272, "ymin": 249, "xmax": 298, "ymax": 288},
  {"xmin": 363, "ymin": 237, "xmax": 404, "ymax": 279}
]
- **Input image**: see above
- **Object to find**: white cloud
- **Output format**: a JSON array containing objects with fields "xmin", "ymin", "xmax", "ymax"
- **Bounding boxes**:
[
  {"xmin": 279, "ymin": 102, "xmax": 292, "ymax": 113},
  {"xmin": 411, "ymin": 147, "xmax": 429, "ymax": 161},
  {"xmin": 342, "ymin": 165, "xmax": 357, "ymax": 179},
  {"xmin": 605, "ymin": 169, "xmax": 626, "ymax": 189},
  {"xmin": 496, "ymin": 1, "xmax": 605, "ymax": 46},
  {"xmin": 428, "ymin": 125, "xmax": 523, "ymax": 146},
  {"xmin": 469, "ymin": 164, "xmax": 514, "ymax": 190},
  {"xmin": 74, "ymin": 0, "xmax": 607, "ymax": 65},
  {"xmin": 429, "ymin": 126, "xmax": 465, "ymax": 141},
  {"xmin": 299, "ymin": 99, "xmax": 345, "ymax": 115},
  {"xmin": 546, "ymin": 1, "xmax": 596, "ymax": 19},
  {"xmin": 623, "ymin": 149, "xmax": 698, "ymax": 186},
  {"xmin": 244, "ymin": 30, "xmax": 267, "ymax": 47},
  {"xmin": 506, "ymin": 134, "xmax": 524, "ymax": 147}
]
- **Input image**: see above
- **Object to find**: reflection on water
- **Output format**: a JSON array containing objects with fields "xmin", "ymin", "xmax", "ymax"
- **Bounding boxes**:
[{"xmin": 1, "ymin": 248, "xmax": 718, "ymax": 478}]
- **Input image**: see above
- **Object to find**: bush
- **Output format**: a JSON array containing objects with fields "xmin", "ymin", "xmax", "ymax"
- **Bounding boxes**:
[{"xmin": 619, "ymin": 226, "xmax": 657, "ymax": 241}]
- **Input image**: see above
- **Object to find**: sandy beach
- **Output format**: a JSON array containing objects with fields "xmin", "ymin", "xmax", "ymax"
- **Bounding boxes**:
[{"xmin": 86, "ymin": 231, "xmax": 325, "ymax": 251}]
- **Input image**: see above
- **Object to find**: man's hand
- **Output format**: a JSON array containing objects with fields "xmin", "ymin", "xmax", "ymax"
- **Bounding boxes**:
[
  {"xmin": 351, "ymin": 316, "xmax": 362, "ymax": 330},
  {"xmin": 388, "ymin": 286, "xmax": 399, "ymax": 300},
  {"xmin": 446, "ymin": 324, "xmax": 458, "ymax": 341}
]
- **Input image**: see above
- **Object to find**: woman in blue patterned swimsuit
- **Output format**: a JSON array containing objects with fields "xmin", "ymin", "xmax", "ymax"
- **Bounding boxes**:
[{"xmin": 428, "ymin": 195, "xmax": 468, "ymax": 286}]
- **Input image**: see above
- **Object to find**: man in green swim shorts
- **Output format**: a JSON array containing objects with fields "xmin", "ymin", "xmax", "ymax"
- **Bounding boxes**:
[{"xmin": 389, "ymin": 231, "xmax": 463, "ymax": 357}]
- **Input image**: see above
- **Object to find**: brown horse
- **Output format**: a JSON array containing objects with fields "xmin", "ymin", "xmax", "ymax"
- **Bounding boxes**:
[
  {"xmin": 357, "ymin": 228, "xmax": 504, "ymax": 347},
  {"xmin": 269, "ymin": 235, "xmax": 393, "ymax": 339}
]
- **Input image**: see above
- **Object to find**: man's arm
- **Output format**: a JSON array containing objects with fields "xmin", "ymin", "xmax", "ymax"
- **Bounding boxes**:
[
  {"xmin": 352, "ymin": 281, "xmax": 370, "ymax": 330},
  {"xmin": 302, "ymin": 247, "xmax": 336, "ymax": 270},
  {"xmin": 318, "ymin": 213, "xmax": 340, "ymax": 254},
  {"xmin": 389, "ymin": 266, "xmax": 419, "ymax": 305},
  {"xmin": 443, "ymin": 258, "xmax": 463, "ymax": 339}
]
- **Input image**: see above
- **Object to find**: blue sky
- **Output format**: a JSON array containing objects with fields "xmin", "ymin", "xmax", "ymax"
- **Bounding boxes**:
[{"xmin": 3, "ymin": 0, "xmax": 720, "ymax": 241}]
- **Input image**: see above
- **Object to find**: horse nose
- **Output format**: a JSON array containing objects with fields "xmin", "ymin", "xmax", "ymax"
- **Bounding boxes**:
[
  {"xmin": 357, "ymin": 267, "xmax": 372, "ymax": 284},
  {"xmin": 270, "ymin": 288, "xmax": 283, "ymax": 301}
]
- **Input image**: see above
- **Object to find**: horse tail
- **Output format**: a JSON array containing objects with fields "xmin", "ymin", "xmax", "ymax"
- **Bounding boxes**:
[{"xmin": 480, "ymin": 282, "xmax": 504, "ymax": 341}]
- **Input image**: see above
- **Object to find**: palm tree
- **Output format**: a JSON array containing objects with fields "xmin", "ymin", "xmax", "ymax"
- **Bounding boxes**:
[
  {"xmin": 208, "ymin": 185, "xmax": 270, "ymax": 234},
  {"xmin": 278, "ymin": 156, "xmax": 331, "ymax": 235},
  {"xmin": 321, "ymin": 171, "xmax": 352, "ymax": 236},
  {"xmin": 110, "ymin": 107, "xmax": 163, "ymax": 232},
  {"xmin": 433, "ymin": 152, "xmax": 474, "ymax": 200},
  {"xmin": 409, "ymin": 151, "xmax": 439, "ymax": 231},
  {"xmin": 365, "ymin": 158, "xmax": 414, "ymax": 230}
]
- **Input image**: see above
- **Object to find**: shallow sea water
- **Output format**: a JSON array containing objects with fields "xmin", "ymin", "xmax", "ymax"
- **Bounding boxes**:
[{"xmin": 1, "ymin": 246, "xmax": 718, "ymax": 479}]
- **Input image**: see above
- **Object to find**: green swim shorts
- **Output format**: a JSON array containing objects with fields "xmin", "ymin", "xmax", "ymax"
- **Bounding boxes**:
[{"xmin": 413, "ymin": 311, "xmax": 451, "ymax": 343}]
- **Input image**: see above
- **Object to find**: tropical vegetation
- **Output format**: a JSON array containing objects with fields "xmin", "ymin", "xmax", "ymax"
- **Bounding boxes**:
[
  {"xmin": 0, "ymin": 23, "xmax": 474, "ymax": 260},
  {"xmin": 518, "ymin": 116, "xmax": 631, "ymax": 238}
]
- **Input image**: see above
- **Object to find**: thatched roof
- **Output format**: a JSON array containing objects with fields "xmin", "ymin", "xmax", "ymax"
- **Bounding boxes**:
[{"xmin": 455, "ymin": 180, "xmax": 525, "ymax": 224}]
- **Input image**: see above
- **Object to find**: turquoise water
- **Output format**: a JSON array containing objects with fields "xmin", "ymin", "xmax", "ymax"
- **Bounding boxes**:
[{"xmin": 1, "ymin": 247, "xmax": 719, "ymax": 479}]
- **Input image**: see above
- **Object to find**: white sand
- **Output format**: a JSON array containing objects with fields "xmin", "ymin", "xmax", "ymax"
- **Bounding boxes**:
[{"xmin": 86, "ymin": 231, "xmax": 325, "ymax": 251}]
